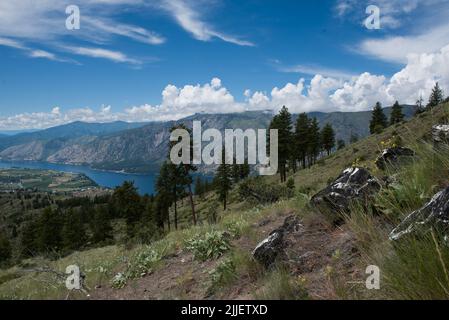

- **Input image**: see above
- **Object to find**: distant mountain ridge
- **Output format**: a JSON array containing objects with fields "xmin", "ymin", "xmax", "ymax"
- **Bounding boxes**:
[{"xmin": 0, "ymin": 106, "xmax": 416, "ymax": 173}]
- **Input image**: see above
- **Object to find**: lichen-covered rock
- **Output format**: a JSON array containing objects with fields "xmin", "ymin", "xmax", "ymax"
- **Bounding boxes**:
[
  {"xmin": 432, "ymin": 124, "xmax": 449, "ymax": 145},
  {"xmin": 311, "ymin": 167, "xmax": 381, "ymax": 215},
  {"xmin": 252, "ymin": 215, "xmax": 302, "ymax": 268},
  {"xmin": 390, "ymin": 186, "xmax": 449, "ymax": 241},
  {"xmin": 375, "ymin": 147, "xmax": 415, "ymax": 170}
]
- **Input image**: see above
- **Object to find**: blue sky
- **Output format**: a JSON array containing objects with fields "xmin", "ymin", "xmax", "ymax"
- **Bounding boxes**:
[{"xmin": 1, "ymin": 0, "xmax": 449, "ymax": 129}]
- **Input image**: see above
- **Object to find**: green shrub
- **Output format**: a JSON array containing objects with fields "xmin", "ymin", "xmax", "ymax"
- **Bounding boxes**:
[
  {"xmin": 207, "ymin": 258, "xmax": 237, "ymax": 294},
  {"xmin": 238, "ymin": 177, "xmax": 293, "ymax": 204},
  {"xmin": 185, "ymin": 231, "xmax": 231, "ymax": 261}
]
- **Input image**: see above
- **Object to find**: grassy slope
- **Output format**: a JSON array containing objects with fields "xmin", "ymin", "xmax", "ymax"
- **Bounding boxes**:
[{"xmin": 1, "ymin": 104, "xmax": 449, "ymax": 300}]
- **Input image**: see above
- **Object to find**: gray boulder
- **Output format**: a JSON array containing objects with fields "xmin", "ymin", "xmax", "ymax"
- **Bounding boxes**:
[
  {"xmin": 390, "ymin": 186, "xmax": 449, "ymax": 241},
  {"xmin": 311, "ymin": 167, "xmax": 381, "ymax": 215},
  {"xmin": 432, "ymin": 124, "xmax": 449, "ymax": 145},
  {"xmin": 252, "ymin": 215, "xmax": 302, "ymax": 268},
  {"xmin": 375, "ymin": 147, "xmax": 415, "ymax": 170}
]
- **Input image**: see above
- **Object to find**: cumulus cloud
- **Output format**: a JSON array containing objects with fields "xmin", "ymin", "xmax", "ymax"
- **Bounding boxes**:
[{"xmin": 2, "ymin": 44, "xmax": 449, "ymax": 130}]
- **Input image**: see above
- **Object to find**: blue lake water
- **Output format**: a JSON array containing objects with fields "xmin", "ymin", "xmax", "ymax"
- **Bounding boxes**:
[{"xmin": 0, "ymin": 160, "xmax": 157, "ymax": 195}]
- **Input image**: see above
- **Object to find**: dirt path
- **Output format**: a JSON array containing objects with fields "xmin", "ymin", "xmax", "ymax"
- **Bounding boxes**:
[{"xmin": 90, "ymin": 210, "xmax": 358, "ymax": 300}]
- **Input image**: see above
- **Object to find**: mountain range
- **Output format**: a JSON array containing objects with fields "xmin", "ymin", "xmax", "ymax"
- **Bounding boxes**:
[{"xmin": 0, "ymin": 106, "xmax": 416, "ymax": 173}]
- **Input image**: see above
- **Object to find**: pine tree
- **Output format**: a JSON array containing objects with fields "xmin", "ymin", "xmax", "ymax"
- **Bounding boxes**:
[
  {"xmin": 269, "ymin": 106, "xmax": 293, "ymax": 182},
  {"xmin": 215, "ymin": 148, "xmax": 233, "ymax": 210},
  {"xmin": 295, "ymin": 113, "xmax": 310, "ymax": 169},
  {"xmin": 113, "ymin": 181, "xmax": 143, "ymax": 240},
  {"xmin": 20, "ymin": 220, "xmax": 39, "ymax": 257},
  {"xmin": 321, "ymin": 123, "xmax": 336, "ymax": 156},
  {"xmin": 0, "ymin": 233, "xmax": 12, "ymax": 265},
  {"xmin": 337, "ymin": 139, "xmax": 346, "ymax": 150},
  {"xmin": 194, "ymin": 176, "xmax": 204, "ymax": 197},
  {"xmin": 62, "ymin": 209, "xmax": 86, "ymax": 252},
  {"xmin": 38, "ymin": 207, "xmax": 63, "ymax": 253},
  {"xmin": 156, "ymin": 162, "xmax": 176, "ymax": 229},
  {"xmin": 369, "ymin": 102, "xmax": 388, "ymax": 134},
  {"xmin": 308, "ymin": 117, "xmax": 321, "ymax": 166},
  {"xmin": 90, "ymin": 206, "xmax": 113, "ymax": 244},
  {"xmin": 231, "ymin": 160, "xmax": 241, "ymax": 184},
  {"xmin": 427, "ymin": 82, "xmax": 444, "ymax": 108},
  {"xmin": 239, "ymin": 159, "xmax": 251, "ymax": 180},
  {"xmin": 390, "ymin": 101, "xmax": 404, "ymax": 125},
  {"xmin": 169, "ymin": 124, "xmax": 198, "ymax": 226},
  {"xmin": 415, "ymin": 95, "xmax": 425, "ymax": 115}
]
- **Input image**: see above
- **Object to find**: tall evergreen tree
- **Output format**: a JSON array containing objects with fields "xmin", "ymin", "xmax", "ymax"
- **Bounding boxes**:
[
  {"xmin": 37, "ymin": 207, "xmax": 63, "ymax": 253},
  {"xmin": 90, "ymin": 206, "xmax": 113, "ymax": 244},
  {"xmin": 113, "ymin": 181, "xmax": 143, "ymax": 240},
  {"xmin": 390, "ymin": 101, "xmax": 405, "ymax": 125},
  {"xmin": 415, "ymin": 95, "xmax": 425, "ymax": 115},
  {"xmin": 337, "ymin": 139, "xmax": 346, "ymax": 150},
  {"xmin": 194, "ymin": 176, "xmax": 204, "ymax": 197},
  {"xmin": 62, "ymin": 209, "xmax": 86, "ymax": 252},
  {"xmin": 369, "ymin": 102, "xmax": 388, "ymax": 134},
  {"xmin": 239, "ymin": 158, "xmax": 251, "ymax": 180},
  {"xmin": 321, "ymin": 124, "xmax": 336, "ymax": 156},
  {"xmin": 156, "ymin": 162, "xmax": 177, "ymax": 229},
  {"xmin": 269, "ymin": 106, "xmax": 293, "ymax": 182},
  {"xmin": 308, "ymin": 117, "xmax": 321, "ymax": 166},
  {"xmin": 215, "ymin": 148, "xmax": 233, "ymax": 210},
  {"xmin": 427, "ymin": 82, "xmax": 444, "ymax": 108},
  {"xmin": 0, "ymin": 233, "xmax": 12, "ymax": 265},
  {"xmin": 169, "ymin": 124, "xmax": 198, "ymax": 226},
  {"xmin": 20, "ymin": 220, "xmax": 39, "ymax": 257},
  {"xmin": 295, "ymin": 113, "xmax": 310, "ymax": 169}
]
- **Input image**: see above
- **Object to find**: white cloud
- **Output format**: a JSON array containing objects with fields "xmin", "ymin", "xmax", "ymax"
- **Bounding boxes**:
[
  {"xmin": 338, "ymin": 0, "xmax": 449, "ymax": 63},
  {"xmin": 2, "ymin": 44, "xmax": 449, "ymax": 130},
  {"xmin": 63, "ymin": 46, "xmax": 141, "ymax": 64},
  {"xmin": 358, "ymin": 23, "xmax": 449, "ymax": 64},
  {"xmin": 278, "ymin": 63, "xmax": 356, "ymax": 80},
  {"xmin": 0, "ymin": 0, "xmax": 163, "ymax": 64},
  {"xmin": 158, "ymin": 0, "xmax": 254, "ymax": 46}
]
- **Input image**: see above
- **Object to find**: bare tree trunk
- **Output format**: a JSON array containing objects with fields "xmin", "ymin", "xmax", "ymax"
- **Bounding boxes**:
[
  {"xmin": 188, "ymin": 184, "xmax": 197, "ymax": 225},
  {"xmin": 174, "ymin": 200, "xmax": 178, "ymax": 230}
]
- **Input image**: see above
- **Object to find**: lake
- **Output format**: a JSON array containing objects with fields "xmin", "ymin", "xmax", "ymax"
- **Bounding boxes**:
[{"xmin": 0, "ymin": 160, "xmax": 157, "ymax": 195}]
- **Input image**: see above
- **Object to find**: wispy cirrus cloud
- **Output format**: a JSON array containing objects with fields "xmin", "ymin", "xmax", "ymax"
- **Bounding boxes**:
[
  {"xmin": 63, "ymin": 46, "xmax": 142, "ymax": 64},
  {"xmin": 0, "ymin": 36, "xmax": 73, "ymax": 63},
  {"xmin": 158, "ymin": 0, "xmax": 254, "ymax": 46},
  {"xmin": 277, "ymin": 63, "xmax": 356, "ymax": 80},
  {"xmin": 0, "ymin": 0, "xmax": 164, "ymax": 64}
]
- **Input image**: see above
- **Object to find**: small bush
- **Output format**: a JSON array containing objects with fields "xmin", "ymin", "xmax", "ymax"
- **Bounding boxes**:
[
  {"xmin": 238, "ymin": 177, "xmax": 293, "ymax": 204},
  {"xmin": 111, "ymin": 272, "xmax": 127, "ymax": 289},
  {"xmin": 207, "ymin": 258, "xmax": 237, "ymax": 294},
  {"xmin": 185, "ymin": 231, "xmax": 231, "ymax": 261}
]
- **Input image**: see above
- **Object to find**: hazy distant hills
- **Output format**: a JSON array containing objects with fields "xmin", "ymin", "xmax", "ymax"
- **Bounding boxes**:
[{"xmin": 0, "ymin": 106, "xmax": 416, "ymax": 173}]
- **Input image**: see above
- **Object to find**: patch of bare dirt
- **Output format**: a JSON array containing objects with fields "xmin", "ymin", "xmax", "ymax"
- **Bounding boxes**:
[{"xmin": 90, "ymin": 209, "xmax": 360, "ymax": 300}]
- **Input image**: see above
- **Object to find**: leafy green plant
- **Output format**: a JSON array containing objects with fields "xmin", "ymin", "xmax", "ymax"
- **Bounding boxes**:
[
  {"xmin": 111, "ymin": 272, "xmax": 127, "ymax": 289},
  {"xmin": 185, "ymin": 231, "xmax": 231, "ymax": 261},
  {"xmin": 208, "ymin": 258, "xmax": 237, "ymax": 294}
]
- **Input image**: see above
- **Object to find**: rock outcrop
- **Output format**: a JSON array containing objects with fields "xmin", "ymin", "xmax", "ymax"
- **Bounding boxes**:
[
  {"xmin": 432, "ymin": 124, "xmax": 449, "ymax": 146},
  {"xmin": 375, "ymin": 147, "xmax": 415, "ymax": 170},
  {"xmin": 252, "ymin": 215, "xmax": 302, "ymax": 268},
  {"xmin": 311, "ymin": 167, "xmax": 381, "ymax": 215},
  {"xmin": 390, "ymin": 186, "xmax": 449, "ymax": 241}
]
